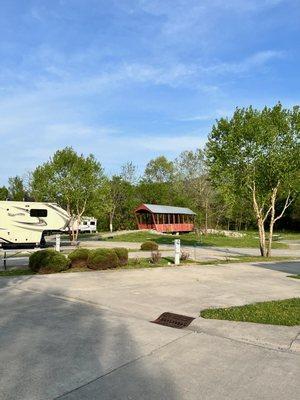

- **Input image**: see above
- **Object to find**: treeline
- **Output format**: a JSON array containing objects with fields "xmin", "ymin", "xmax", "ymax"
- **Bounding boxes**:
[
  {"xmin": 0, "ymin": 103, "xmax": 299, "ymax": 255},
  {"xmin": 1, "ymin": 149, "xmax": 246, "ymax": 232}
]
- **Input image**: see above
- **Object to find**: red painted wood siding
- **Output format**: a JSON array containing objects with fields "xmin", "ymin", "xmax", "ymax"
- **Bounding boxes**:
[{"xmin": 137, "ymin": 223, "xmax": 194, "ymax": 233}]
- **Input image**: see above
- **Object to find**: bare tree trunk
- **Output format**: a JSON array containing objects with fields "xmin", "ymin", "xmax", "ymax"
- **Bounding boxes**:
[
  {"xmin": 267, "ymin": 187, "xmax": 277, "ymax": 257},
  {"xmin": 267, "ymin": 188, "xmax": 293, "ymax": 257},
  {"xmin": 109, "ymin": 213, "xmax": 113, "ymax": 233},
  {"xmin": 71, "ymin": 219, "xmax": 76, "ymax": 243},
  {"xmin": 257, "ymin": 218, "xmax": 267, "ymax": 257},
  {"xmin": 250, "ymin": 183, "xmax": 267, "ymax": 257},
  {"xmin": 204, "ymin": 201, "xmax": 208, "ymax": 234}
]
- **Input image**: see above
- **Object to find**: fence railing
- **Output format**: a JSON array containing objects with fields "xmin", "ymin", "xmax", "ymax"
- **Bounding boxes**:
[{"xmin": 0, "ymin": 250, "xmax": 33, "ymax": 271}]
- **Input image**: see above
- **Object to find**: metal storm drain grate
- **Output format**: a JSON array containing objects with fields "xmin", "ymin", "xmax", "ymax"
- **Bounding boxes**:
[{"xmin": 151, "ymin": 312, "xmax": 195, "ymax": 329}]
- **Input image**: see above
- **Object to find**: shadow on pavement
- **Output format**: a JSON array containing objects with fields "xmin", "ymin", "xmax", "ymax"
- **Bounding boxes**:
[
  {"xmin": 0, "ymin": 276, "xmax": 180, "ymax": 400},
  {"xmin": 251, "ymin": 261, "xmax": 300, "ymax": 275}
]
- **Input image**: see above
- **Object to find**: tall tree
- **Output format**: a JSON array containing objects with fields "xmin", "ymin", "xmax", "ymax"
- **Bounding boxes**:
[
  {"xmin": 173, "ymin": 149, "xmax": 209, "ymax": 228},
  {"xmin": 0, "ymin": 186, "xmax": 8, "ymax": 200},
  {"xmin": 206, "ymin": 104, "xmax": 300, "ymax": 257},
  {"xmin": 143, "ymin": 156, "xmax": 174, "ymax": 183},
  {"xmin": 31, "ymin": 147, "xmax": 105, "ymax": 241},
  {"xmin": 8, "ymin": 176, "xmax": 26, "ymax": 201},
  {"xmin": 139, "ymin": 156, "xmax": 175, "ymax": 206},
  {"xmin": 121, "ymin": 161, "xmax": 138, "ymax": 185},
  {"xmin": 99, "ymin": 176, "xmax": 129, "ymax": 233}
]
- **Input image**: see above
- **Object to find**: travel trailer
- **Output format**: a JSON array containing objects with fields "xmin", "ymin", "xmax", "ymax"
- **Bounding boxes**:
[
  {"xmin": 0, "ymin": 201, "xmax": 70, "ymax": 248},
  {"xmin": 64, "ymin": 217, "xmax": 97, "ymax": 234},
  {"xmin": 79, "ymin": 217, "xmax": 97, "ymax": 233}
]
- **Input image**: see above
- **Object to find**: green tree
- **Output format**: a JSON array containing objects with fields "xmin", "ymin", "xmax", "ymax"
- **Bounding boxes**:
[
  {"xmin": 173, "ymin": 149, "xmax": 209, "ymax": 228},
  {"xmin": 0, "ymin": 186, "xmax": 8, "ymax": 200},
  {"xmin": 143, "ymin": 156, "xmax": 174, "ymax": 183},
  {"xmin": 100, "ymin": 176, "xmax": 129, "ymax": 233},
  {"xmin": 206, "ymin": 103, "xmax": 300, "ymax": 257},
  {"xmin": 8, "ymin": 176, "xmax": 26, "ymax": 201},
  {"xmin": 138, "ymin": 156, "xmax": 175, "ymax": 206},
  {"xmin": 31, "ymin": 147, "xmax": 105, "ymax": 241}
]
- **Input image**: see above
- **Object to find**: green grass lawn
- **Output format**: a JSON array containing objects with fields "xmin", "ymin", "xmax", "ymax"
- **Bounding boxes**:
[
  {"xmin": 288, "ymin": 275, "xmax": 300, "ymax": 279},
  {"xmin": 201, "ymin": 298, "xmax": 300, "ymax": 326},
  {"xmin": 101, "ymin": 231, "xmax": 288, "ymax": 249},
  {"xmin": 279, "ymin": 232, "xmax": 300, "ymax": 240}
]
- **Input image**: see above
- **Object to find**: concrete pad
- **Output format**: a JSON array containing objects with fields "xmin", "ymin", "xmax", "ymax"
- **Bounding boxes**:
[
  {"xmin": 0, "ymin": 288, "xmax": 186, "ymax": 400},
  {"xmin": 4, "ymin": 262, "xmax": 299, "ymax": 322},
  {"xmin": 290, "ymin": 338, "xmax": 300, "ymax": 352},
  {"xmin": 0, "ymin": 261, "xmax": 299, "ymax": 399},
  {"xmin": 59, "ymin": 332, "xmax": 300, "ymax": 400},
  {"xmin": 190, "ymin": 317, "xmax": 300, "ymax": 352}
]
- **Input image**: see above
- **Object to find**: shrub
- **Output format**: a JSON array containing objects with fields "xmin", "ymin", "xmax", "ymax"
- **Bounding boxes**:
[
  {"xmin": 87, "ymin": 249, "xmax": 120, "ymax": 270},
  {"xmin": 68, "ymin": 248, "xmax": 90, "ymax": 268},
  {"xmin": 140, "ymin": 241, "xmax": 158, "ymax": 251},
  {"xmin": 150, "ymin": 251, "xmax": 162, "ymax": 264},
  {"xmin": 29, "ymin": 249, "xmax": 70, "ymax": 273},
  {"xmin": 180, "ymin": 250, "xmax": 190, "ymax": 261},
  {"xmin": 114, "ymin": 248, "xmax": 128, "ymax": 266}
]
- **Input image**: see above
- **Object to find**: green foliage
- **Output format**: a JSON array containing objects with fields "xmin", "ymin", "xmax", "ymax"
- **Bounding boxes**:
[
  {"xmin": 140, "ymin": 241, "xmax": 159, "ymax": 251},
  {"xmin": 0, "ymin": 186, "xmax": 8, "ymax": 200},
  {"xmin": 87, "ymin": 249, "xmax": 120, "ymax": 270},
  {"xmin": 206, "ymin": 103, "xmax": 300, "ymax": 206},
  {"xmin": 143, "ymin": 156, "xmax": 174, "ymax": 183},
  {"xmin": 29, "ymin": 249, "xmax": 70, "ymax": 273},
  {"xmin": 114, "ymin": 247, "xmax": 129, "ymax": 266},
  {"xmin": 94, "ymin": 175, "xmax": 137, "ymax": 232},
  {"xmin": 8, "ymin": 176, "xmax": 27, "ymax": 201},
  {"xmin": 68, "ymin": 248, "xmax": 91, "ymax": 267},
  {"xmin": 201, "ymin": 298, "xmax": 300, "ymax": 326},
  {"xmin": 31, "ymin": 146, "xmax": 105, "ymax": 217},
  {"xmin": 206, "ymin": 103, "xmax": 300, "ymax": 254}
]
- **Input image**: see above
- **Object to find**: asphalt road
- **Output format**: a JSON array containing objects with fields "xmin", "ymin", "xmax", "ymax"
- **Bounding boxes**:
[{"xmin": 0, "ymin": 261, "xmax": 299, "ymax": 399}]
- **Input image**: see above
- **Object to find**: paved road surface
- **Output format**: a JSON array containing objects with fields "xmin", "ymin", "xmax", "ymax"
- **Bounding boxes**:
[{"xmin": 0, "ymin": 261, "xmax": 299, "ymax": 399}]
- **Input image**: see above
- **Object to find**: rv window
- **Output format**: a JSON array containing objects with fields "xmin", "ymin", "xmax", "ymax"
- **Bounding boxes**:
[
  {"xmin": 83, "ymin": 221, "xmax": 88, "ymax": 225},
  {"xmin": 90, "ymin": 221, "xmax": 96, "ymax": 225},
  {"xmin": 30, "ymin": 209, "xmax": 48, "ymax": 217}
]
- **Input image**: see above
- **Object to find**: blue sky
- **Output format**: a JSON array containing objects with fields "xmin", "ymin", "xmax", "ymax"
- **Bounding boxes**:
[{"xmin": 0, "ymin": 0, "xmax": 299, "ymax": 184}]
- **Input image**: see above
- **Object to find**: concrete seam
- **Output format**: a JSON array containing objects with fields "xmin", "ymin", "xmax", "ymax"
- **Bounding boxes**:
[
  {"xmin": 187, "ymin": 327, "xmax": 300, "ymax": 355},
  {"xmin": 54, "ymin": 331, "xmax": 192, "ymax": 399}
]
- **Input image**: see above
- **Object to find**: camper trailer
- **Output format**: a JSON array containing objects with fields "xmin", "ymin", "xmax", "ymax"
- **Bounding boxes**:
[
  {"xmin": 79, "ymin": 217, "xmax": 97, "ymax": 233},
  {"xmin": 64, "ymin": 216, "xmax": 97, "ymax": 234},
  {"xmin": 0, "ymin": 201, "xmax": 70, "ymax": 248}
]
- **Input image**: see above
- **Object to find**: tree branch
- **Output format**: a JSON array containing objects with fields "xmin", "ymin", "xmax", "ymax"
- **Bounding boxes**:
[{"xmin": 274, "ymin": 192, "xmax": 294, "ymax": 223}]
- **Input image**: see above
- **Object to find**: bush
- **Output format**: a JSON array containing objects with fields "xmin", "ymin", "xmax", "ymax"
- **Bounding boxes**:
[
  {"xmin": 87, "ymin": 249, "xmax": 120, "ymax": 270},
  {"xmin": 150, "ymin": 251, "xmax": 162, "ymax": 264},
  {"xmin": 29, "ymin": 249, "xmax": 70, "ymax": 273},
  {"xmin": 114, "ymin": 248, "xmax": 128, "ymax": 266},
  {"xmin": 140, "ymin": 241, "xmax": 158, "ymax": 251},
  {"xmin": 180, "ymin": 250, "xmax": 190, "ymax": 261},
  {"xmin": 68, "ymin": 248, "xmax": 90, "ymax": 268}
]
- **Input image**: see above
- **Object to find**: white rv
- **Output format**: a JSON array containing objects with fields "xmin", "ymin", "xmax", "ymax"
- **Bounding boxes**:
[
  {"xmin": 0, "ymin": 201, "xmax": 70, "ymax": 248},
  {"xmin": 65, "ymin": 217, "xmax": 97, "ymax": 234},
  {"xmin": 79, "ymin": 217, "xmax": 97, "ymax": 233}
]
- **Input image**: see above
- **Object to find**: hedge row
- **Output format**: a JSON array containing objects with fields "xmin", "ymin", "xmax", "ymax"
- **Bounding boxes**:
[{"xmin": 29, "ymin": 247, "xmax": 129, "ymax": 274}]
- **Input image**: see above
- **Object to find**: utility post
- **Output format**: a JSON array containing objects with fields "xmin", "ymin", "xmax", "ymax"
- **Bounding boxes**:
[
  {"xmin": 55, "ymin": 234, "xmax": 61, "ymax": 252},
  {"xmin": 3, "ymin": 251, "xmax": 7, "ymax": 271},
  {"xmin": 174, "ymin": 239, "xmax": 180, "ymax": 265}
]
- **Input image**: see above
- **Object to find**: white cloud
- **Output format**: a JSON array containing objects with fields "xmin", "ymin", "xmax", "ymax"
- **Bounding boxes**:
[{"xmin": 200, "ymin": 50, "xmax": 284, "ymax": 75}]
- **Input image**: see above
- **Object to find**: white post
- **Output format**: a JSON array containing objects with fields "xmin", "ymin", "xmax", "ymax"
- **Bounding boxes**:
[
  {"xmin": 55, "ymin": 234, "xmax": 61, "ymax": 252},
  {"xmin": 174, "ymin": 239, "xmax": 181, "ymax": 265}
]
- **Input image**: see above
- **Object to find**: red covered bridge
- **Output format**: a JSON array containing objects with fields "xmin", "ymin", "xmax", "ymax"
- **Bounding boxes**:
[{"xmin": 134, "ymin": 204, "xmax": 196, "ymax": 233}]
